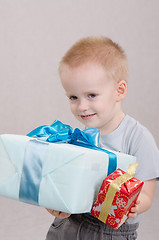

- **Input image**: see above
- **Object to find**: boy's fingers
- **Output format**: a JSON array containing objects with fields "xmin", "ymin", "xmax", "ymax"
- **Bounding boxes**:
[
  {"xmin": 52, "ymin": 210, "xmax": 60, "ymax": 217},
  {"xmin": 59, "ymin": 212, "xmax": 71, "ymax": 218},
  {"xmin": 135, "ymin": 199, "xmax": 140, "ymax": 205},
  {"xmin": 130, "ymin": 206, "xmax": 137, "ymax": 213},
  {"xmin": 46, "ymin": 208, "xmax": 59, "ymax": 216},
  {"xmin": 46, "ymin": 208, "xmax": 70, "ymax": 219},
  {"xmin": 128, "ymin": 212, "xmax": 137, "ymax": 218},
  {"xmin": 46, "ymin": 208, "xmax": 54, "ymax": 215},
  {"xmin": 128, "ymin": 203, "xmax": 139, "ymax": 218}
]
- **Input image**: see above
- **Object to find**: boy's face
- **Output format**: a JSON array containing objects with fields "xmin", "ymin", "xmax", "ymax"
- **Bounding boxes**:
[{"xmin": 60, "ymin": 62, "xmax": 123, "ymax": 134}]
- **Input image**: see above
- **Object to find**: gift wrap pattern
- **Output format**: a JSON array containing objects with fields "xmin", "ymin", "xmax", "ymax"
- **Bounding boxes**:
[
  {"xmin": 91, "ymin": 164, "xmax": 144, "ymax": 229},
  {"xmin": 0, "ymin": 120, "xmax": 137, "ymax": 214}
]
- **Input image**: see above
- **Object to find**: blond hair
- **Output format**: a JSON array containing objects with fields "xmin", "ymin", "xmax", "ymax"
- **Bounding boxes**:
[{"xmin": 59, "ymin": 36, "xmax": 128, "ymax": 82}]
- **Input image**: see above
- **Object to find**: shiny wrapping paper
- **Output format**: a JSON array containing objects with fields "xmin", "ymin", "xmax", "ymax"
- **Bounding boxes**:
[{"xmin": 91, "ymin": 164, "xmax": 144, "ymax": 229}]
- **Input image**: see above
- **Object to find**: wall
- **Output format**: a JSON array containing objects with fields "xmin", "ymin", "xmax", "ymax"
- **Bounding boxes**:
[{"xmin": 0, "ymin": 1, "xmax": 158, "ymax": 239}]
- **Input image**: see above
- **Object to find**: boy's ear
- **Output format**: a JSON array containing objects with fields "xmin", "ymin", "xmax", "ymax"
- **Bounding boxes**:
[{"xmin": 116, "ymin": 80, "xmax": 127, "ymax": 101}]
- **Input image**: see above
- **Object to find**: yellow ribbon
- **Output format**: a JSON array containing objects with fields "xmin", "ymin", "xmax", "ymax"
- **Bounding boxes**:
[{"xmin": 98, "ymin": 162, "xmax": 139, "ymax": 223}]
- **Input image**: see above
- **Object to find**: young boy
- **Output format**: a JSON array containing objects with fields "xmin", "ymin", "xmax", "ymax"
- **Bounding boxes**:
[{"xmin": 45, "ymin": 37, "xmax": 159, "ymax": 240}]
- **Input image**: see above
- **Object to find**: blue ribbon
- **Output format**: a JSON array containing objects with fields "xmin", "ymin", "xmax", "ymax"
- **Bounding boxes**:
[
  {"xmin": 19, "ymin": 139, "xmax": 48, "ymax": 205},
  {"xmin": 19, "ymin": 120, "xmax": 117, "ymax": 205}
]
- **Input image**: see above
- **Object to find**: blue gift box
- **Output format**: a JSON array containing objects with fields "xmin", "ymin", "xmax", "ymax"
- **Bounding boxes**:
[{"xmin": 0, "ymin": 120, "xmax": 136, "ymax": 213}]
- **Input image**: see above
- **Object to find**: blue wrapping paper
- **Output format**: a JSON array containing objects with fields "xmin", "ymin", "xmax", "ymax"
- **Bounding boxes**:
[{"xmin": 0, "ymin": 121, "xmax": 136, "ymax": 213}]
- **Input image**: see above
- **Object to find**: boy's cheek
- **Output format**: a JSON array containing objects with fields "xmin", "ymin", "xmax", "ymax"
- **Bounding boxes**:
[
  {"xmin": 69, "ymin": 104, "xmax": 74, "ymax": 112},
  {"xmin": 70, "ymin": 106, "xmax": 76, "ymax": 115}
]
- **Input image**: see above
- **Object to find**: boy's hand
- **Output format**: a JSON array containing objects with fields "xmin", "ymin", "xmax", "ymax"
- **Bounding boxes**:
[
  {"xmin": 46, "ymin": 208, "xmax": 71, "ymax": 219},
  {"xmin": 128, "ymin": 178, "xmax": 156, "ymax": 219},
  {"xmin": 128, "ymin": 199, "xmax": 140, "ymax": 218}
]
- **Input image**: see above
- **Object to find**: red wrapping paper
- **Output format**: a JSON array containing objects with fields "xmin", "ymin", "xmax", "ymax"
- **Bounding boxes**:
[{"xmin": 91, "ymin": 168, "xmax": 144, "ymax": 229}]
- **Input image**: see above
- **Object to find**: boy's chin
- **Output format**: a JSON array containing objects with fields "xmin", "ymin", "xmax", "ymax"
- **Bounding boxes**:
[{"xmin": 79, "ymin": 119, "xmax": 99, "ymax": 129}]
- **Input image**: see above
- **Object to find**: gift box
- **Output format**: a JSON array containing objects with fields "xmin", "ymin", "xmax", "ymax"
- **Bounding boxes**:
[
  {"xmin": 0, "ymin": 120, "xmax": 136, "ymax": 214},
  {"xmin": 91, "ymin": 163, "xmax": 144, "ymax": 229}
]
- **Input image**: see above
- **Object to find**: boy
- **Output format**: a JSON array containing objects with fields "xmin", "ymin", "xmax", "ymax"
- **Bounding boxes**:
[{"xmin": 45, "ymin": 37, "xmax": 159, "ymax": 239}]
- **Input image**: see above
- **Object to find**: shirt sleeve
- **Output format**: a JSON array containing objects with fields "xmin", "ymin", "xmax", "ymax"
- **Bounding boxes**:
[{"xmin": 129, "ymin": 127, "xmax": 159, "ymax": 181}]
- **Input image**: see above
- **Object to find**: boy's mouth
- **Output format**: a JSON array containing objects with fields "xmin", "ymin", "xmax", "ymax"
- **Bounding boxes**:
[{"xmin": 80, "ymin": 113, "xmax": 96, "ymax": 120}]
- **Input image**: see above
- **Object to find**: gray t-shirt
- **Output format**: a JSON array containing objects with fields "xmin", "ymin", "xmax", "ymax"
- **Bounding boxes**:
[{"xmin": 99, "ymin": 115, "xmax": 159, "ymax": 223}]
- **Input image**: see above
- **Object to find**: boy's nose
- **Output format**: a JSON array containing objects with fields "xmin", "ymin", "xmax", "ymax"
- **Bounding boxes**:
[{"xmin": 78, "ymin": 99, "xmax": 89, "ymax": 112}]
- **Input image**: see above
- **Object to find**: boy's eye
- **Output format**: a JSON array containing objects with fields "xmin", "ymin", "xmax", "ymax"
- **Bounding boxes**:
[
  {"xmin": 69, "ymin": 96, "xmax": 78, "ymax": 100},
  {"xmin": 88, "ymin": 94, "xmax": 96, "ymax": 98}
]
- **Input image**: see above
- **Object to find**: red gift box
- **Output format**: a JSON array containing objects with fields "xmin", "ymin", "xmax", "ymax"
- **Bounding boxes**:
[{"xmin": 91, "ymin": 163, "xmax": 144, "ymax": 230}]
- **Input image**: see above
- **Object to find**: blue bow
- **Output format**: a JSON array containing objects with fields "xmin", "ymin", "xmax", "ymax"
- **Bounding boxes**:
[
  {"xmin": 27, "ymin": 120, "xmax": 117, "ymax": 176},
  {"xmin": 27, "ymin": 120, "xmax": 100, "ymax": 148}
]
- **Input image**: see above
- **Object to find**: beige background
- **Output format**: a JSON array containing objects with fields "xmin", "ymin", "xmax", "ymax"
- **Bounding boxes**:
[{"xmin": 0, "ymin": 1, "xmax": 158, "ymax": 239}]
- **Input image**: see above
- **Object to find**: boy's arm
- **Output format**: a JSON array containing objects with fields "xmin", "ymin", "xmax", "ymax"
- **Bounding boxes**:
[
  {"xmin": 46, "ymin": 208, "xmax": 71, "ymax": 219},
  {"xmin": 128, "ymin": 178, "xmax": 156, "ymax": 218}
]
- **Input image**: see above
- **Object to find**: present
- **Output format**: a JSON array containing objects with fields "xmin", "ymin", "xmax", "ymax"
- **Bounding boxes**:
[
  {"xmin": 0, "ymin": 120, "xmax": 136, "ymax": 214},
  {"xmin": 91, "ymin": 163, "xmax": 144, "ymax": 229}
]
